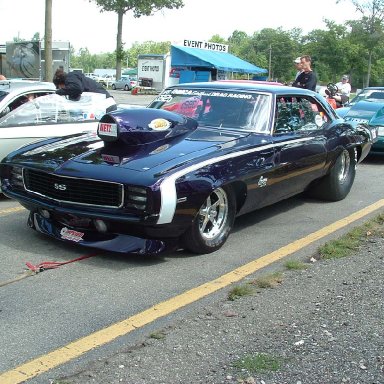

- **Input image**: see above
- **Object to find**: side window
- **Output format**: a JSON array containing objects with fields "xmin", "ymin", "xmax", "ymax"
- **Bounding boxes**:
[{"xmin": 274, "ymin": 96, "xmax": 330, "ymax": 134}]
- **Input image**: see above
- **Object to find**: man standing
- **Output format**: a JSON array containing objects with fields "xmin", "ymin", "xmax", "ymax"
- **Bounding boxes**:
[
  {"xmin": 292, "ymin": 55, "xmax": 317, "ymax": 91},
  {"xmin": 293, "ymin": 57, "xmax": 303, "ymax": 80}
]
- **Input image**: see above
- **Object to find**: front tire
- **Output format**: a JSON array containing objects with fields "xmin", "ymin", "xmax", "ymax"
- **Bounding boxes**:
[
  {"xmin": 309, "ymin": 149, "xmax": 356, "ymax": 201},
  {"xmin": 111, "ymin": 84, "xmax": 116, "ymax": 90},
  {"xmin": 182, "ymin": 186, "xmax": 236, "ymax": 254}
]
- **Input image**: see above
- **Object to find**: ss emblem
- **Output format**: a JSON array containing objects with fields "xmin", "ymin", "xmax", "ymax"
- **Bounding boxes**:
[{"xmin": 54, "ymin": 183, "xmax": 67, "ymax": 191}]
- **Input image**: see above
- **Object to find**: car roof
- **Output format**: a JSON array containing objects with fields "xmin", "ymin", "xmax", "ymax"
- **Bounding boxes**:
[
  {"xmin": 360, "ymin": 87, "xmax": 384, "ymax": 91},
  {"xmin": 0, "ymin": 79, "xmax": 56, "ymax": 93},
  {"xmin": 167, "ymin": 80, "xmax": 316, "ymax": 96}
]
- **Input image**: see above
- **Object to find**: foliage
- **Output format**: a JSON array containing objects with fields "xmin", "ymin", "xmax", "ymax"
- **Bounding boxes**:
[
  {"xmin": 91, "ymin": 0, "xmax": 183, "ymax": 17},
  {"xmin": 232, "ymin": 353, "xmax": 281, "ymax": 373},
  {"xmin": 250, "ymin": 28, "xmax": 302, "ymax": 82},
  {"xmin": 90, "ymin": 0, "xmax": 184, "ymax": 79},
  {"xmin": 16, "ymin": 0, "xmax": 381, "ymax": 87}
]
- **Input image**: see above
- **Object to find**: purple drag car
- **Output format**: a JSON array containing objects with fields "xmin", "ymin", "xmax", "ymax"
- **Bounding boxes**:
[{"xmin": 0, "ymin": 81, "xmax": 375, "ymax": 255}]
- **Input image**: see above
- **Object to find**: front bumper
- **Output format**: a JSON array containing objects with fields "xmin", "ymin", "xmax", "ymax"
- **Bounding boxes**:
[
  {"xmin": 29, "ymin": 211, "xmax": 176, "ymax": 255},
  {"xmin": 370, "ymin": 136, "xmax": 384, "ymax": 154}
]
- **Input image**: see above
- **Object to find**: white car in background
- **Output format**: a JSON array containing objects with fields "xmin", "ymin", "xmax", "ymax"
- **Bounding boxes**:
[
  {"xmin": 0, "ymin": 79, "xmax": 56, "ymax": 118},
  {"xmin": 0, "ymin": 92, "xmax": 114, "ymax": 192}
]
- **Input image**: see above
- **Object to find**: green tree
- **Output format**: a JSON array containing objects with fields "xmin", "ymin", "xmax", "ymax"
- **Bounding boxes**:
[
  {"xmin": 227, "ymin": 31, "xmax": 268, "ymax": 77},
  {"xmin": 126, "ymin": 41, "xmax": 171, "ymax": 68},
  {"xmin": 250, "ymin": 28, "xmax": 301, "ymax": 82},
  {"xmin": 338, "ymin": 0, "xmax": 384, "ymax": 86},
  {"xmin": 303, "ymin": 21, "xmax": 352, "ymax": 83},
  {"xmin": 90, "ymin": 0, "xmax": 184, "ymax": 80}
]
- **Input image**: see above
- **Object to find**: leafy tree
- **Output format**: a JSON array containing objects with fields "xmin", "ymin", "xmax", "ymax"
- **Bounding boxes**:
[
  {"xmin": 250, "ymin": 28, "xmax": 301, "ymax": 82},
  {"xmin": 303, "ymin": 21, "xmax": 352, "ymax": 83},
  {"xmin": 338, "ymin": 0, "xmax": 384, "ymax": 85},
  {"xmin": 126, "ymin": 41, "xmax": 171, "ymax": 68},
  {"xmin": 90, "ymin": 0, "xmax": 184, "ymax": 80}
]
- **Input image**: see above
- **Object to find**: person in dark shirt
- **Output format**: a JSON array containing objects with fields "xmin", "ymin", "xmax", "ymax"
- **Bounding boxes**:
[
  {"xmin": 53, "ymin": 68, "xmax": 116, "ymax": 111},
  {"xmin": 292, "ymin": 55, "xmax": 317, "ymax": 91}
]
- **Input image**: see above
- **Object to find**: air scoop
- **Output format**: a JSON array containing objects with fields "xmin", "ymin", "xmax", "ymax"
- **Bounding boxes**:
[{"xmin": 97, "ymin": 108, "xmax": 198, "ymax": 145}]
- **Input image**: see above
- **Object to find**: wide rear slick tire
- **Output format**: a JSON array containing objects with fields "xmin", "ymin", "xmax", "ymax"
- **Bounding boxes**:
[
  {"xmin": 309, "ymin": 149, "xmax": 356, "ymax": 201},
  {"xmin": 182, "ymin": 185, "xmax": 236, "ymax": 254}
]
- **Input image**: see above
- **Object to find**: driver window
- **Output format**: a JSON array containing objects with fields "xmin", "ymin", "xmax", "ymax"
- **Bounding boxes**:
[{"xmin": 274, "ymin": 96, "xmax": 329, "ymax": 134}]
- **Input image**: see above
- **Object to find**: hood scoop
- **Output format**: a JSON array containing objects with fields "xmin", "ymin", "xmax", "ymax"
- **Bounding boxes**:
[{"xmin": 97, "ymin": 108, "xmax": 198, "ymax": 145}]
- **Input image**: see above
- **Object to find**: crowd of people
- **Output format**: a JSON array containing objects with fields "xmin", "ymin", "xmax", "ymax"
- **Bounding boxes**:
[{"xmin": 290, "ymin": 55, "xmax": 351, "ymax": 105}]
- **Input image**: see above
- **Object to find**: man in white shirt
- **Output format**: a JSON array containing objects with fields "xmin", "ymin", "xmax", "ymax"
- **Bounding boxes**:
[{"xmin": 333, "ymin": 75, "xmax": 351, "ymax": 106}]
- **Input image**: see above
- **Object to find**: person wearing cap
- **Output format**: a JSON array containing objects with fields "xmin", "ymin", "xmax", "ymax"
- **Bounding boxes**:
[
  {"xmin": 333, "ymin": 75, "xmax": 351, "ymax": 106},
  {"xmin": 292, "ymin": 55, "xmax": 317, "ymax": 91},
  {"xmin": 293, "ymin": 57, "xmax": 303, "ymax": 80}
]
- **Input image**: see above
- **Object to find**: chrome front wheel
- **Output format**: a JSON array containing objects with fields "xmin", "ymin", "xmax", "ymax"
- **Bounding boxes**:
[{"xmin": 182, "ymin": 186, "xmax": 236, "ymax": 254}]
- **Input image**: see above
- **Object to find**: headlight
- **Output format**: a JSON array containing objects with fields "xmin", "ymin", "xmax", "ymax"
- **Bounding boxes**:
[
  {"xmin": 10, "ymin": 166, "xmax": 24, "ymax": 189},
  {"xmin": 125, "ymin": 186, "xmax": 148, "ymax": 211},
  {"xmin": 378, "ymin": 126, "xmax": 384, "ymax": 136}
]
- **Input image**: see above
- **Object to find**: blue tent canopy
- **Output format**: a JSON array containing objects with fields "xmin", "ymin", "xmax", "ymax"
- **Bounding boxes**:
[{"xmin": 171, "ymin": 45, "xmax": 267, "ymax": 75}]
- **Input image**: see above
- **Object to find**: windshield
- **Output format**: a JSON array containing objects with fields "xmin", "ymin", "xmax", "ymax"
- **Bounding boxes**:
[
  {"xmin": 0, "ymin": 93, "xmax": 107, "ymax": 127},
  {"xmin": 350, "ymin": 89, "xmax": 384, "ymax": 105},
  {"xmin": 149, "ymin": 88, "xmax": 272, "ymax": 133}
]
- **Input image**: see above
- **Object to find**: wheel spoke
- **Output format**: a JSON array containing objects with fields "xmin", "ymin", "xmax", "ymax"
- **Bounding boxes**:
[{"xmin": 198, "ymin": 188, "xmax": 229, "ymax": 240}]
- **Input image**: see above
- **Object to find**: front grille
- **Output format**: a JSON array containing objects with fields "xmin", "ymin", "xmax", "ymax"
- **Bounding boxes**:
[{"xmin": 23, "ymin": 169, "xmax": 124, "ymax": 208}]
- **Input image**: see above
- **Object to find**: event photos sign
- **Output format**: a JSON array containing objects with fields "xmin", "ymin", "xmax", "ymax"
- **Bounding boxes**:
[{"xmin": 179, "ymin": 39, "xmax": 229, "ymax": 53}]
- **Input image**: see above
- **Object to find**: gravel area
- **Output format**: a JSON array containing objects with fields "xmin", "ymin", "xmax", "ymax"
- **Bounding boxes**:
[{"xmin": 57, "ymin": 235, "xmax": 384, "ymax": 384}]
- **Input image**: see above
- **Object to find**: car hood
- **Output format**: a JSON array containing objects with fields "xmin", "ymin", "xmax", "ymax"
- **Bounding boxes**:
[
  {"xmin": 343, "ymin": 100, "xmax": 384, "ymax": 122},
  {"xmin": 5, "ymin": 123, "xmax": 252, "ymax": 174}
]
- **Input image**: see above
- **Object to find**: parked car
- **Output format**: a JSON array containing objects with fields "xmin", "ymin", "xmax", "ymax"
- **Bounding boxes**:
[
  {"xmin": 337, "ymin": 87, "xmax": 384, "ymax": 118},
  {"xmin": 97, "ymin": 74, "xmax": 115, "ymax": 87},
  {"xmin": 364, "ymin": 111, "xmax": 384, "ymax": 154},
  {"xmin": 129, "ymin": 76, "xmax": 138, "ymax": 88},
  {"xmin": 111, "ymin": 76, "xmax": 133, "ymax": 91},
  {"xmin": 0, "ymin": 82, "xmax": 374, "ymax": 255},
  {"xmin": 337, "ymin": 87, "xmax": 384, "ymax": 154},
  {"xmin": 84, "ymin": 73, "xmax": 99, "ymax": 81},
  {"xmin": 0, "ymin": 92, "xmax": 116, "ymax": 192},
  {"xmin": 0, "ymin": 79, "xmax": 56, "ymax": 118}
]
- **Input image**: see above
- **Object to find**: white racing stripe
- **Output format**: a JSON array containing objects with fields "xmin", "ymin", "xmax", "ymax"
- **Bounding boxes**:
[{"xmin": 158, "ymin": 137, "xmax": 312, "ymax": 224}]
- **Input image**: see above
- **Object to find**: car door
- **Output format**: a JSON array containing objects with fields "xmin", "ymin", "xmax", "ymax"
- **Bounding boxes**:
[{"xmin": 269, "ymin": 94, "xmax": 330, "ymax": 199}]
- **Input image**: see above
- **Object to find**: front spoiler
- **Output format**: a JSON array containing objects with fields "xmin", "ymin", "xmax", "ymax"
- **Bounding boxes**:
[{"xmin": 29, "ymin": 212, "xmax": 172, "ymax": 255}]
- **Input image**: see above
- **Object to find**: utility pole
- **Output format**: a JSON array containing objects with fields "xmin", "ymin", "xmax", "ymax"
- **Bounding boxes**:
[
  {"xmin": 268, "ymin": 44, "xmax": 272, "ymax": 81},
  {"xmin": 44, "ymin": 0, "xmax": 53, "ymax": 82}
]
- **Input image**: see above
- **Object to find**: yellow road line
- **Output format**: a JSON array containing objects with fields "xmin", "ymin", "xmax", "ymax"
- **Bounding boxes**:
[
  {"xmin": 1, "ymin": 199, "xmax": 383, "ymax": 384},
  {"xmin": 0, "ymin": 206, "xmax": 25, "ymax": 217}
]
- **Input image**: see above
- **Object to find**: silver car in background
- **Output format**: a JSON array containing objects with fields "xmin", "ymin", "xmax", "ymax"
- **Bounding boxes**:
[{"xmin": 111, "ymin": 76, "xmax": 134, "ymax": 91}]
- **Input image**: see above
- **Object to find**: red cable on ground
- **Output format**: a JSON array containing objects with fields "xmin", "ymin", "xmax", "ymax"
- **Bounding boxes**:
[{"xmin": 25, "ymin": 252, "xmax": 100, "ymax": 273}]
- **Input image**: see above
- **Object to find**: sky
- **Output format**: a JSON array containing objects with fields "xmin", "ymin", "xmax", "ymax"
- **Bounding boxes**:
[{"xmin": 0, "ymin": 0, "xmax": 359, "ymax": 54}]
